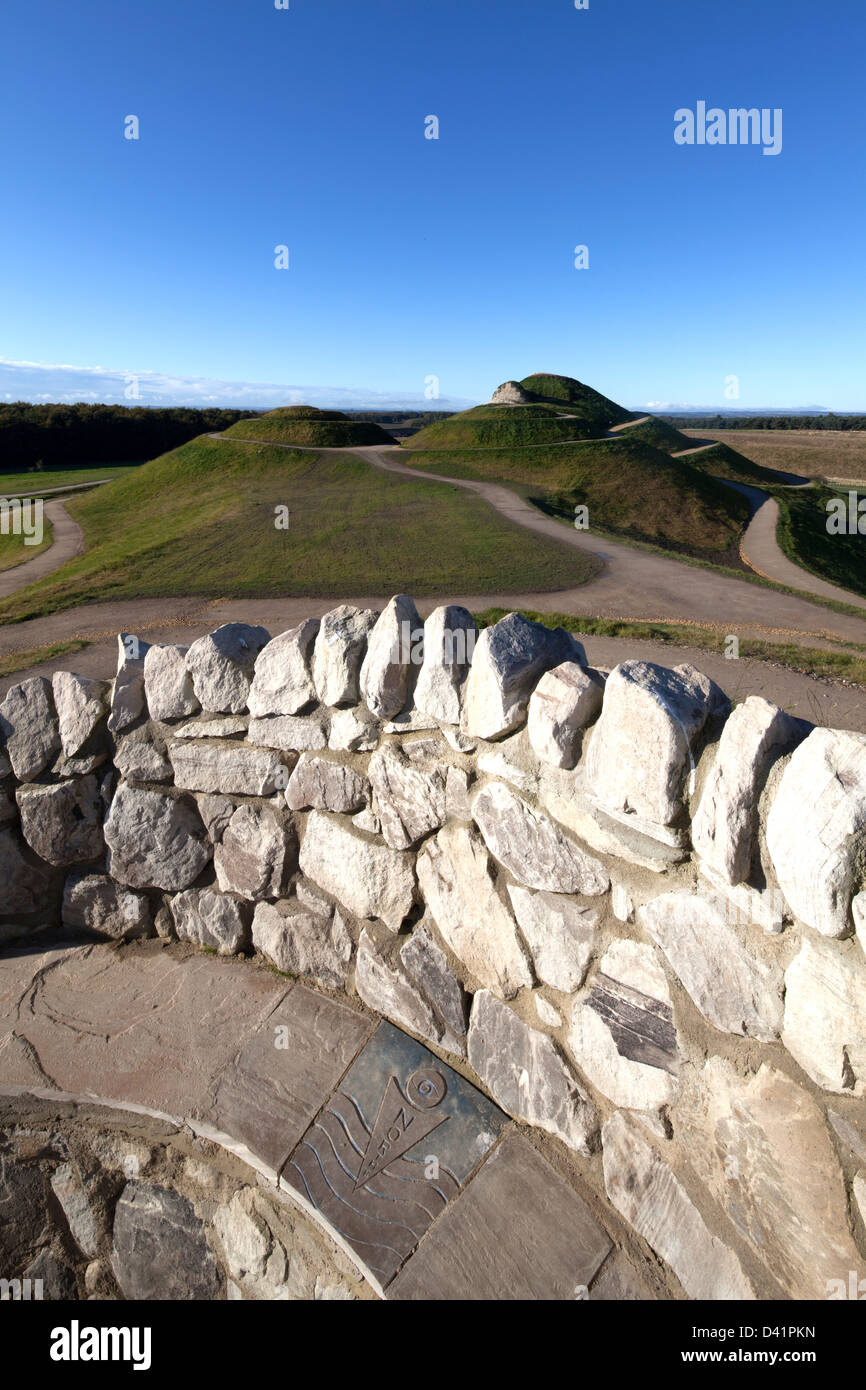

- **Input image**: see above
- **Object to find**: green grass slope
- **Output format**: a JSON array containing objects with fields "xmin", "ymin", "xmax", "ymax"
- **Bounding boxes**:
[
  {"xmin": 519, "ymin": 374, "xmax": 634, "ymax": 429},
  {"xmin": 398, "ymin": 435, "xmax": 750, "ymax": 563},
  {"xmin": 777, "ymin": 484, "xmax": 866, "ymax": 600},
  {"xmin": 404, "ymin": 404, "xmax": 592, "ymax": 450},
  {"xmin": 680, "ymin": 440, "xmax": 801, "ymax": 488},
  {"xmin": 223, "ymin": 407, "xmax": 396, "ymax": 448},
  {"xmin": 0, "ymin": 436, "xmax": 596, "ymax": 624},
  {"xmin": 0, "ymin": 517, "xmax": 53, "ymax": 572},
  {"xmin": 0, "ymin": 464, "xmax": 140, "ymax": 494},
  {"xmin": 612, "ymin": 416, "xmax": 696, "ymax": 454}
]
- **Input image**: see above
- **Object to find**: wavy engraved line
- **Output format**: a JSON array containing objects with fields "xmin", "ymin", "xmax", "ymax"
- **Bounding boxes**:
[
  {"xmin": 325, "ymin": 1100, "xmax": 456, "ymax": 1208},
  {"xmin": 325, "ymin": 1100, "xmax": 366, "ymax": 1158},
  {"xmin": 369, "ymin": 1156, "xmax": 455, "ymax": 1206},
  {"xmin": 293, "ymin": 1146, "xmax": 417, "ymax": 1274},
  {"xmin": 379, "ymin": 1154, "xmax": 458, "ymax": 1203},
  {"xmin": 337, "ymin": 1087, "xmax": 461, "ymax": 1195},
  {"xmin": 309, "ymin": 1121, "xmax": 438, "ymax": 1229},
  {"xmin": 337, "ymin": 1088, "xmax": 460, "ymax": 1187},
  {"xmin": 324, "ymin": 1103, "xmax": 452, "ymax": 1207},
  {"xmin": 285, "ymin": 1157, "xmax": 405, "ymax": 1272},
  {"xmin": 299, "ymin": 1136, "xmax": 425, "ymax": 1243},
  {"xmin": 344, "ymin": 1090, "xmax": 373, "ymax": 1133},
  {"xmin": 314, "ymin": 1114, "xmax": 445, "ymax": 1223},
  {"xmin": 287, "ymin": 1158, "xmax": 317, "ymax": 1208},
  {"xmin": 399, "ymin": 1150, "xmax": 462, "ymax": 1188}
]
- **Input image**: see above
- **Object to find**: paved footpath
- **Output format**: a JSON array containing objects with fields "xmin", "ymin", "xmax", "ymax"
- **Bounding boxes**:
[{"xmin": 0, "ymin": 938, "xmax": 654, "ymax": 1300}]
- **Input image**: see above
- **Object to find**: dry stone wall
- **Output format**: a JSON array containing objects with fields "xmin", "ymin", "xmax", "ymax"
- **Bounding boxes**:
[{"xmin": 2, "ymin": 596, "xmax": 866, "ymax": 1301}]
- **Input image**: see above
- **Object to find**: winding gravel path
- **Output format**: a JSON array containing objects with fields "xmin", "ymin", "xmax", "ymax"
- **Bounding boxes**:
[
  {"xmin": 350, "ymin": 445, "xmax": 866, "ymax": 644},
  {"xmin": 1, "ymin": 436, "xmax": 864, "ymax": 729},
  {"xmin": 715, "ymin": 478, "xmax": 866, "ymax": 610},
  {"xmin": 0, "ymin": 500, "xmax": 84, "ymax": 599}
]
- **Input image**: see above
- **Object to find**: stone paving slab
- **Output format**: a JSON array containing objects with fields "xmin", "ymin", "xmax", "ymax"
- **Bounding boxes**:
[
  {"xmin": 0, "ymin": 940, "xmax": 291, "ymax": 1118},
  {"xmin": 0, "ymin": 941, "xmax": 651, "ymax": 1300},
  {"xmin": 282, "ymin": 1020, "xmax": 509, "ymax": 1288},
  {"xmin": 388, "ymin": 1131, "xmax": 612, "ymax": 1300},
  {"xmin": 199, "ymin": 983, "xmax": 375, "ymax": 1174}
]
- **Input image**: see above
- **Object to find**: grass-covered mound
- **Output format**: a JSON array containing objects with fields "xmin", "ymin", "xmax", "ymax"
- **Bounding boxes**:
[
  {"xmin": 473, "ymin": 608, "xmax": 866, "ymax": 688},
  {"xmin": 0, "ymin": 435, "xmax": 596, "ymax": 624},
  {"xmin": 611, "ymin": 416, "xmax": 696, "ymax": 454},
  {"xmin": 680, "ymin": 441, "xmax": 798, "ymax": 488},
  {"xmin": 518, "ymin": 374, "xmax": 634, "ymax": 430},
  {"xmin": 222, "ymin": 407, "xmax": 397, "ymax": 448},
  {"xmin": 404, "ymin": 404, "xmax": 592, "ymax": 450},
  {"xmin": 399, "ymin": 435, "xmax": 750, "ymax": 564}
]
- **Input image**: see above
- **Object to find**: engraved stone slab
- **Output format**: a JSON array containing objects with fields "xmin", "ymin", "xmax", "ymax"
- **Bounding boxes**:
[{"xmin": 282, "ymin": 1020, "xmax": 507, "ymax": 1287}]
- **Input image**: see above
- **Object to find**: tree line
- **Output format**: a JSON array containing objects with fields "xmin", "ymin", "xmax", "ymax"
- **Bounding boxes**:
[
  {"xmin": 658, "ymin": 414, "xmax": 866, "ymax": 431},
  {"xmin": 0, "ymin": 403, "xmax": 254, "ymax": 471}
]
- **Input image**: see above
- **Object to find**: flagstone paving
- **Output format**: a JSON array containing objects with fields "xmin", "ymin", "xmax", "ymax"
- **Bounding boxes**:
[{"xmin": 0, "ymin": 937, "xmax": 655, "ymax": 1299}]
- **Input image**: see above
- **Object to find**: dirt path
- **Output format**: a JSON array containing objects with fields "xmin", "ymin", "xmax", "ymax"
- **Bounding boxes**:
[
  {"xmin": 347, "ymin": 446, "xmax": 866, "ymax": 645},
  {"xmin": 1, "ymin": 591, "xmax": 865, "ymax": 731},
  {"xmin": 1, "ymin": 437, "xmax": 864, "ymax": 727},
  {"xmin": 715, "ymin": 478, "xmax": 866, "ymax": 610},
  {"xmin": 608, "ymin": 416, "xmax": 651, "ymax": 434},
  {"xmin": 0, "ymin": 501, "xmax": 84, "ymax": 599},
  {"xmin": 1, "ymin": 479, "xmax": 111, "ymax": 499}
]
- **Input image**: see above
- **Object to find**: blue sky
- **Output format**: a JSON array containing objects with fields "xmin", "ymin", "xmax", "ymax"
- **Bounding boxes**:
[{"xmin": 2, "ymin": 0, "xmax": 865, "ymax": 410}]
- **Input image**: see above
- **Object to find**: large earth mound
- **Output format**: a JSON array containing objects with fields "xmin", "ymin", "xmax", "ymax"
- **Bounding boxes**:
[{"xmin": 223, "ymin": 407, "xmax": 397, "ymax": 447}]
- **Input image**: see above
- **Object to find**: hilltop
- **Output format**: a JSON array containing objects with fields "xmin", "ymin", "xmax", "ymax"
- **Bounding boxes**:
[
  {"xmin": 404, "ymin": 404, "xmax": 593, "ymax": 450},
  {"xmin": 518, "ymin": 373, "xmax": 635, "ymax": 429},
  {"xmin": 407, "ymin": 372, "xmax": 633, "ymax": 450},
  {"xmin": 223, "ymin": 406, "xmax": 397, "ymax": 448},
  {"xmin": 397, "ymin": 372, "xmax": 761, "ymax": 563}
]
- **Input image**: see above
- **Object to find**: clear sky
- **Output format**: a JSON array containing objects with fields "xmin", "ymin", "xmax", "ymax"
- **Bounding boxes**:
[{"xmin": 2, "ymin": 0, "xmax": 865, "ymax": 410}]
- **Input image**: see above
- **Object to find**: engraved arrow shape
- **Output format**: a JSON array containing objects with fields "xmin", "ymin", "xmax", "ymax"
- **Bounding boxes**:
[{"xmin": 354, "ymin": 1076, "xmax": 448, "ymax": 1189}]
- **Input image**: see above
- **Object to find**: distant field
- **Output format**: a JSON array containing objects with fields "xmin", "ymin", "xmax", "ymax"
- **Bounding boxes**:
[
  {"xmin": 0, "ymin": 515, "xmax": 53, "ymax": 572},
  {"xmin": 0, "ymin": 464, "xmax": 139, "ymax": 495},
  {"xmin": 682, "ymin": 430, "xmax": 866, "ymax": 483},
  {"xmin": 0, "ymin": 437, "xmax": 595, "ymax": 624}
]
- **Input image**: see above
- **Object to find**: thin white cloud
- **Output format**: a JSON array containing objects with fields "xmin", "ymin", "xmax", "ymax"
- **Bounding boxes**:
[{"xmin": 0, "ymin": 358, "xmax": 474, "ymax": 412}]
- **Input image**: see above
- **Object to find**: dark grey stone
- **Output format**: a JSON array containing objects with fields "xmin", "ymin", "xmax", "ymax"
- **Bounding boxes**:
[
  {"xmin": 110, "ymin": 1181, "xmax": 221, "ymax": 1300},
  {"xmin": 400, "ymin": 923, "xmax": 468, "ymax": 1043}
]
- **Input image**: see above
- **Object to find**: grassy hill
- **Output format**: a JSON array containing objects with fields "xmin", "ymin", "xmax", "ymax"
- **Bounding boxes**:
[
  {"xmin": 222, "ymin": 407, "xmax": 397, "ymax": 448},
  {"xmin": 0, "ymin": 519, "xmax": 53, "ymax": 572},
  {"xmin": 398, "ymin": 435, "xmax": 750, "ymax": 563},
  {"xmin": 404, "ymin": 404, "xmax": 593, "ymax": 450},
  {"xmin": 610, "ymin": 416, "xmax": 696, "ymax": 454},
  {"xmin": 675, "ymin": 440, "xmax": 804, "ymax": 488},
  {"xmin": 518, "ymin": 374, "xmax": 634, "ymax": 429},
  {"xmin": 0, "ymin": 435, "xmax": 596, "ymax": 624},
  {"xmin": 777, "ymin": 483, "xmax": 866, "ymax": 599}
]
